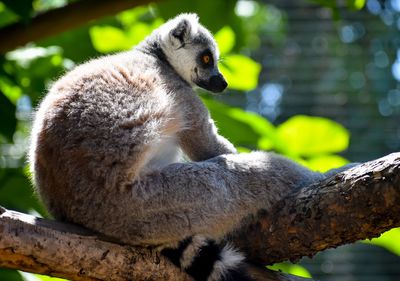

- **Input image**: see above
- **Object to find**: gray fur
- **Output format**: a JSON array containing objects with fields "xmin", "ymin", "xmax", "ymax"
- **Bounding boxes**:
[{"xmin": 29, "ymin": 14, "xmax": 339, "ymax": 280}]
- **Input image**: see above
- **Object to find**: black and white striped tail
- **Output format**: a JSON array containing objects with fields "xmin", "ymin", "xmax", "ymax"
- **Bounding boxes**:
[{"xmin": 161, "ymin": 235, "xmax": 254, "ymax": 281}]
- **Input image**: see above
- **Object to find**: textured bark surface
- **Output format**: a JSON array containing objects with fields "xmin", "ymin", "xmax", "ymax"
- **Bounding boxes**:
[
  {"xmin": 0, "ymin": 206, "xmax": 192, "ymax": 281},
  {"xmin": 0, "ymin": 206, "xmax": 306, "ymax": 281},
  {"xmin": 1, "ymin": 153, "xmax": 400, "ymax": 280},
  {"xmin": 229, "ymin": 153, "xmax": 400, "ymax": 265}
]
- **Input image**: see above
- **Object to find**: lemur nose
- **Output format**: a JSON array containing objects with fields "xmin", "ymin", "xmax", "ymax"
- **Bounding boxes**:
[{"xmin": 209, "ymin": 73, "xmax": 228, "ymax": 93}]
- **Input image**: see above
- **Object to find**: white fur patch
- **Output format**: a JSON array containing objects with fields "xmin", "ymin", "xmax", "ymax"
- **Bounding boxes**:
[
  {"xmin": 139, "ymin": 135, "xmax": 182, "ymax": 179},
  {"xmin": 146, "ymin": 136, "xmax": 181, "ymax": 169},
  {"xmin": 159, "ymin": 13, "xmax": 199, "ymax": 42},
  {"xmin": 207, "ymin": 244, "xmax": 245, "ymax": 281},
  {"xmin": 158, "ymin": 13, "xmax": 218, "ymax": 86}
]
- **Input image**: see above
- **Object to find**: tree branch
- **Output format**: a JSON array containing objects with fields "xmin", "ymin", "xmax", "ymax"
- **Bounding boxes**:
[
  {"xmin": 0, "ymin": 206, "xmax": 192, "ymax": 280},
  {"xmin": 1, "ymin": 153, "xmax": 400, "ymax": 280},
  {"xmin": 0, "ymin": 0, "xmax": 157, "ymax": 54},
  {"xmin": 229, "ymin": 153, "xmax": 400, "ymax": 265},
  {"xmin": 0, "ymin": 206, "xmax": 310, "ymax": 281}
]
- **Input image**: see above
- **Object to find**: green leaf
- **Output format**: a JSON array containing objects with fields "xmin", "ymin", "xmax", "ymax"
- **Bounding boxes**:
[
  {"xmin": 0, "ymin": 269, "xmax": 24, "ymax": 281},
  {"xmin": 90, "ymin": 20, "xmax": 163, "ymax": 53},
  {"xmin": 118, "ymin": 6, "xmax": 153, "ymax": 27},
  {"xmin": 303, "ymin": 155, "xmax": 349, "ymax": 172},
  {"xmin": 227, "ymin": 106, "xmax": 277, "ymax": 150},
  {"xmin": 268, "ymin": 263, "xmax": 312, "ymax": 278},
  {"xmin": 354, "ymin": 0, "xmax": 366, "ymax": 9},
  {"xmin": 203, "ymin": 98, "xmax": 275, "ymax": 149},
  {"xmin": 346, "ymin": 0, "xmax": 366, "ymax": 10},
  {"xmin": 0, "ymin": 76, "xmax": 22, "ymax": 104},
  {"xmin": 364, "ymin": 228, "xmax": 400, "ymax": 256},
  {"xmin": 89, "ymin": 26, "xmax": 133, "ymax": 53},
  {"xmin": 1, "ymin": 0, "xmax": 33, "ymax": 22},
  {"xmin": 276, "ymin": 115, "xmax": 349, "ymax": 156},
  {"xmin": 126, "ymin": 20, "xmax": 163, "ymax": 45},
  {"xmin": 5, "ymin": 46, "xmax": 65, "ymax": 104},
  {"xmin": 228, "ymin": 107, "xmax": 276, "ymax": 136},
  {"xmin": 0, "ymin": 2, "xmax": 19, "ymax": 27},
  {"xmin": 19, "ymin": 271, "xmax": 68, "ymax": 281},
  {"xmin": 215, "ymin": 26, "xmax": 235, "ymax": 55},
  {"xmin": 219, "ymin": 54, "xmax": 261, "ymax": 91},
  {"xmin": 0, "ymin": 168, "xmax": 47, "ymax": 216},
  {"xmin": 157, "ymin": 0, "xmax": 237, "ymax": 33},
  {"xmin": 90, "ymin": 6, "xmax": 163, "ymax": 54}
]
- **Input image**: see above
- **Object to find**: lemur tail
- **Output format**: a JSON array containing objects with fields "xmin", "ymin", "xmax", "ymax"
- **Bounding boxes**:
[{"xmin": 161, "ymin": 235, "xmax": 255, "ymax": 281}]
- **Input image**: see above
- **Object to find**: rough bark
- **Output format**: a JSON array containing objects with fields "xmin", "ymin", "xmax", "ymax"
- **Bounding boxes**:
[
  {"xmin": 0, "ymin": 206, "xmax": 192, "ymax": 281},
  {"xmin": 0, "ymin": 152, "xmax": 400, "ymax": 280},
  {"xmin": 229, "ymin": 152, "xmax": 400, "ymax": 265},
  {"xmin": 0, "ymin": 0, "xmax": 156, "ymax": 53},
  {"xmin": 0, "ymin": 206, "xmax": 308, "ymax": 281}
]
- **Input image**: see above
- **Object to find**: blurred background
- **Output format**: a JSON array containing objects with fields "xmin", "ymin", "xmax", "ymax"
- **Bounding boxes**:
[{"xmin": 0, "ymin": 0, "xmax": 399, "ymax": 280}]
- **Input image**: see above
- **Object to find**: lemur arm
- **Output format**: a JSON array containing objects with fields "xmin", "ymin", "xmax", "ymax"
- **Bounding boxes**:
[{"xmin": 177, "ymin": 93, "xmax": 237, "ymax": 161}]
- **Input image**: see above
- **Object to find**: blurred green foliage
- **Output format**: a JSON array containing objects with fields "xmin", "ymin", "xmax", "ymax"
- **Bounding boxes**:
[
  {"xmin": 0, "ymin": 0, "xmax": 395, "ymax": 280},
  {"xmin": 204, "ymin": 98, "xmax": 349, "ymax": 171},
  {"xmin": 89, "ymin": 7, "xmax": 164, "ymax": 52},
  {"xmin": 364, "ymin": 228, "xmax": 400, "ymax": 256},
  {"xmin": 215, "ymin": 26, "xmax": 262, "ymax": 91},
  {"xmin": 268, "ymin": 263, "xmax": 312, "ymax": 278}
]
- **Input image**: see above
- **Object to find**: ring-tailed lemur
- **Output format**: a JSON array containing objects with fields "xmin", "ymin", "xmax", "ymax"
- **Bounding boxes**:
[{"xmin": 29, "ymin": 13, "xmax": 334, "ymax": 281}]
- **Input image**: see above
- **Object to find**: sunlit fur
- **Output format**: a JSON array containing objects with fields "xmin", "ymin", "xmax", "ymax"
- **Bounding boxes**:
[{"xmin": 158, "ymin": 14, "xmax": 219, "ymax": 86}]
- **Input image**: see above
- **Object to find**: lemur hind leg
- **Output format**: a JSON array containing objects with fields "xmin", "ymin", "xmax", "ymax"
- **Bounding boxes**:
[
  {"xmin": 104, "ymin": 151, "xmax": 325, "ymax": 281},
  {"xmin": 94, "ymin": 151, "xmax": 325, "ymax": 247}
]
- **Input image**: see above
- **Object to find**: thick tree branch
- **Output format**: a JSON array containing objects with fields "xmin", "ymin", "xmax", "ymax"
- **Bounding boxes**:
[
  {"xmin": 229, "ymin": 152, "xmax": 400, "ymax": 265},
  {"xmin": 1, "ymin": 152, "xmax": 400, "ymax": 280},
  {"xmin": 0, "ymin": 206, "xmax": 307, "ymax": 281},
  {"xmin": 0, "ymin": 206, "xmax": 192, "ymax": 281},
  {"xmin": 0, "ymin": 0, "xmax": 157, "ymax": 54}
]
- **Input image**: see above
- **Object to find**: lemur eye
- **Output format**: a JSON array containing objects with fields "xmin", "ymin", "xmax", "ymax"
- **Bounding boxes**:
[{"xmin": 202, "ymin": 55, "xmax": 211, "ymax": 64}]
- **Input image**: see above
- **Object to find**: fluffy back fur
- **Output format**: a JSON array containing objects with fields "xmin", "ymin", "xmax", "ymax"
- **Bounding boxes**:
[{"xmin": 29, "ymin": 13, "xmax": 330, "ymax": 281}]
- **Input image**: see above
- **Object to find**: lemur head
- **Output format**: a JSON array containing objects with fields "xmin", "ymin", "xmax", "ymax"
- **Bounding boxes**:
[{"xmin": 159, "ymin": 14, "xmax": 228, "ymax": 93}]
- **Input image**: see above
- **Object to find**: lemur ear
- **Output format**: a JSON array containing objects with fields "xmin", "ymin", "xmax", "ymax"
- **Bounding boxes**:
[{"xmin": 170, "ymin": 18, "xmax": 192, "ymax": 47}]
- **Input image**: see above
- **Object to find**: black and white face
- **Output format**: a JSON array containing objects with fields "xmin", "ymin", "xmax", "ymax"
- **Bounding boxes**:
[
  {"xmin": 160, "ymin": 14, "xmax": 228, "ymax": 93},
  {"xmin": 192, "ymin": 48, "xmax": 228, "ymax": 93}
]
